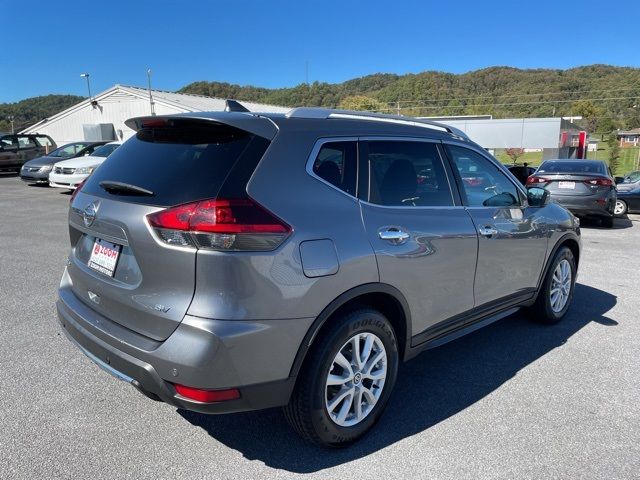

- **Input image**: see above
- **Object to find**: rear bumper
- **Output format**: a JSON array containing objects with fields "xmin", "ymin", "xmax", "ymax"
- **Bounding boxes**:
[
  {"xmin": 551, "ymin": 194, "xmax": 615, "ymax": 218},
  {"xmin": 56, "ymin": 272, "xmax": 311, "ymax": 414}
]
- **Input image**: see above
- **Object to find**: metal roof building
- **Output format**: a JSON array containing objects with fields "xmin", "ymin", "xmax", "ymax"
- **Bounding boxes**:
[{"xmin": 20, "ymin": 84, "xmax": 289, "ymax": 145}]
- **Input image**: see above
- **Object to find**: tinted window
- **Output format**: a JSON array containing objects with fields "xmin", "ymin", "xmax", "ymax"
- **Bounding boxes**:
[
  {"xmin": 446, "ymin": 145, "xmax": 520, "ymax": 207},
  {"xmin": 538, "ymin": 161, "xmax": 606, "ymax": 174},
  {"xmin": 91, "ymin": 143, "xmax": 120, "ymax": 157},
  {"xmin": 81, "ymin": 122, "xmax": 269, "ymax": 207},
  {"xmin": 367, "ymin": 141, "xmax": 453, "ymax": 207},
  {"xmin": 312, "ymin": 141, "xmax": 357, "ymax": 196},
  {"xmin": 17, "ymin": 136, "xmax": 36, "ymax": 149}
]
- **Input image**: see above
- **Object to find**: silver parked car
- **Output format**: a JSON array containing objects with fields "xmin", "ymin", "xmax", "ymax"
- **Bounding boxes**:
[{"xmin": 57, "ymin": 105, "xmax": 581, "ymax": 446}]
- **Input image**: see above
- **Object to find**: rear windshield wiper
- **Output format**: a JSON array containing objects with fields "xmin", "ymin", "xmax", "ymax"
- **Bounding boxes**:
[{"xmin": 99, "ymin": 180, "xmax": 154, "ymax": 196}]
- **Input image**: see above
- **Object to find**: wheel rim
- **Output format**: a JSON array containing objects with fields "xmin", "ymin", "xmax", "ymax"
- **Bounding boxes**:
[
  {"xmin": 614, "ymin": 200, "xmax": 626, "ymax": 215},
  {"xmin": 550, "ymin": 259, "xmax": 572, "ymax": 313},
  {"xmin": 325, "ymin": 332, "xmax": 387, "ymax": 427}
]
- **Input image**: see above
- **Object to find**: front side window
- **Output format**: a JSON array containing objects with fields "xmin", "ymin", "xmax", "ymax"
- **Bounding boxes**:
[
  {"xmin": 446, "ymin": 145, "xmax": 520, "ymax": 207},
  {"xmin": 367, "ymin": 141, "xmax": 453, "ymax": 207},
  {"xmin": 312, "ymin": 141, "xmax": 357, "ymax": 196}
]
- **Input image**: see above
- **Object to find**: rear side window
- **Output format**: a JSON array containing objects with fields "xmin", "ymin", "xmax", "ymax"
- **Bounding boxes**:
[
  {"xmin": 82, "ymin": 122, "xmax": 269, "ymax": 206},
  {"xmin": 366, "ymin": 141, "xmax": 453, "ymax": 207},
  {"xmin": 91, "ymin": 143, "xmax": 120, "ymax": 157},
  {"xmin": 17, "ymin": 136, "xmax": 36, "ymax": 149},
  {"xmin": 36, "ymin": 136, "xmax": 54, "ymax": 147},
  {"xmin": 312, "ymin": 141, "xmax": 357, "ymax": 196}
]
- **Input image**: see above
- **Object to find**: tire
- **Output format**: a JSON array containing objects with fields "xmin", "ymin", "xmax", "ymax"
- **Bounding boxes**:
[
  {"xmin": 528, "ymin": 246, "xmax": 576, "ymax": 324},
  {"xmin": 601, "ymin": 215, "xmax": 614, "ymax": 228},
  {"xmin": 284, "ymin": 308, "xmax": 399, "ymax": 447},
  {"xmin": 614, "ymin": 200, "xmax": 627, "ymax": 217}
]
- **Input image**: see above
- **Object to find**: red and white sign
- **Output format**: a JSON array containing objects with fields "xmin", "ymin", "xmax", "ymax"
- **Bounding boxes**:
[{"xmin": 88, "ymin": 238, "xmax": 122, "ymax": 277}]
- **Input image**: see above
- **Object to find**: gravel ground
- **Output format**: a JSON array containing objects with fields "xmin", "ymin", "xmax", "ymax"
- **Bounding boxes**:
[{"xmin": 0, "ymin": 175, "xmax": 638, "ymax": 479}]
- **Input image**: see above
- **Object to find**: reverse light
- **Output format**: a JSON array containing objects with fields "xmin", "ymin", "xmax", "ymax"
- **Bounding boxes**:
[
  {"xmin": 147, "ymin": 198, "xmax": 291, "ymax": 251},
  {"xmin": 173, "ymin": 384, "xmax": 240, "ymax": 403}
]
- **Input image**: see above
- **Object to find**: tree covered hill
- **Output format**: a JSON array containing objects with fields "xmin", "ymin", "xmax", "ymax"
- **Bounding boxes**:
[
  {"xmin": 181, "ymin": 65, "xmax": 640, "ymax": 130},
  {"xmin": 0, "ymin": 95, "xmax": 84, "ymax": 133}
]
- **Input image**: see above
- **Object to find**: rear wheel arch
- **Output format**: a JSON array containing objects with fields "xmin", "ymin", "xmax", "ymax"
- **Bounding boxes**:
[{"xmin": 289, "ymin": 284, "xmax": 411, "ymax": 379}]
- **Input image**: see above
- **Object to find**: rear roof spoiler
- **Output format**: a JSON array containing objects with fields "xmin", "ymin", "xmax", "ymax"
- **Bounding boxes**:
[{"xmin": 124, "ymin": 111, "xmax": 279, "ymax": 140}]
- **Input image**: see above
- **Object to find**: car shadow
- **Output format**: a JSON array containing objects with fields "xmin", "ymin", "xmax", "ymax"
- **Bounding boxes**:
[
  {"xmin": 177, "ymin": 283, "xmax": 616, "ymax": 472},
  {"xmin": 579, "ymin": 217, "xmax": 633, "ymax": 230}
]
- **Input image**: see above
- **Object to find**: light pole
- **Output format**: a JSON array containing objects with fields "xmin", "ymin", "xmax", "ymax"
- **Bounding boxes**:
[
  {"xmin": 147, "ymin": 68, "xmax": 155, "ymax": 115},
  {"xmin": 80, "ymin": 73, "xmax": 92, "ymax": 101},
  {"xmin": 7, "ymin": 115, "xmax": 14, "ymax": 133}
]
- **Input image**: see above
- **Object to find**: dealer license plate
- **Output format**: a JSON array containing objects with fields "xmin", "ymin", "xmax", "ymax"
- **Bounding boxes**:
[
  {"xmin": 558, "ymin": 181, "xmax": 575, "ymax": 189},
  {"xmin": 88, "ymin": 238, "xmax": 122, "ymax": 277}
]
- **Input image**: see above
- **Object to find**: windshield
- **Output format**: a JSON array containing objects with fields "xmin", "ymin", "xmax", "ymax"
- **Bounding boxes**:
[
  {"xmin": 623, "ymin": 171, "xmax": 640, "ymax": 183},
  {"xmin": 538, "ymin": 161, "xmax": 606, "ymax": 175},
  {"xmin": 91, "ymin": 143, "xmax": 120, "ymax": 157},
  {"xmin": 48, "ymin": 143, "xmax": 89, "ymax": 158}
]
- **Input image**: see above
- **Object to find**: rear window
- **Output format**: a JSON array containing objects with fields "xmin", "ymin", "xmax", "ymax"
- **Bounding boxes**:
[
  {"xmin": 538, "ymin": 161, "xmax": 606, "ymax": 174},
  {"xmin": 81, "ymin": 122, "xmax": 269, "ymax": 206}
]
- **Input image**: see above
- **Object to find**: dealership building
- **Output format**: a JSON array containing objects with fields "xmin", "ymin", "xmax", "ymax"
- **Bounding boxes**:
[
  {"xmin": 422, "ymin": 115, "xmax": 588, "ymax": 159},
  {"xmin": 20, "ymin": 84, "xmax": 289, "ymax": 146}
]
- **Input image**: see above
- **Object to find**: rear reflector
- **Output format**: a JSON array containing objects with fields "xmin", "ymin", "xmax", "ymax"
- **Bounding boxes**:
[
  {"xmin": 173, "ymin": 384, "xmax": 240, "ymax": 403},
  {"xmin": 147, "ymin": 197, "xmax": 291, "ymax": 251}
]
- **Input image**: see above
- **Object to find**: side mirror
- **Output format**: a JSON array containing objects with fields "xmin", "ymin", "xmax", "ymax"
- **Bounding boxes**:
[{"xmin": 527, "ymin": 187, "xmax": 549, "ymax": 207}]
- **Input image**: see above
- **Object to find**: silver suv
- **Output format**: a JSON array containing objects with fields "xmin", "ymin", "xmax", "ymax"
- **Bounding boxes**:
[{"xmin": 57, "ymin": 106, "xmax": 581, "ymax": 446}]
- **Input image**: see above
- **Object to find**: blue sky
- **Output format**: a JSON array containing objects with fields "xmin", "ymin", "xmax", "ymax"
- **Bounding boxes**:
[{"xmin": 1, "ymin": 0, "xmax": 639, "ymax": 103}]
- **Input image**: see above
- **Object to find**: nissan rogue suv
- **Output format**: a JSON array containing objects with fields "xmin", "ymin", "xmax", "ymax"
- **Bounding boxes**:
[{"xmin": 57, "ymin": 105, "xmax": 581, "ymax": 446}]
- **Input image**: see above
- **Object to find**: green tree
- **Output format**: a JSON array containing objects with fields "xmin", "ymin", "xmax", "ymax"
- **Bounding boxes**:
[
  {"xmin": 571, "ymin": 100, "xmax": 603, "ymax": 134},
  {"xmin": 338, "ymin": 95, "xmax": 387, "ymax": 112},
  {"xmin": 607, "ymin": 131, "xmax": 621, "ymax": 175}
]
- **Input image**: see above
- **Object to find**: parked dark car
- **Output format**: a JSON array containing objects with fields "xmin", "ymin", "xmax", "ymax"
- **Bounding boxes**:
[
  {"xmin": 0, "ymin": 133, "xmax": 57, "ymax": 173},
  {"xmin": 527, "ymin": 159, "xmax": 616, "ymax": 227},
  {"xmin": 20, "ymin": 141, "xmax": 108, "ymax": 184},
  {"xmin": 614, "ymin": 187, "xmax": 640, "ymax": 216},
  {"xmin": 507, "ymin": 164, "xmax": 537, "ymax": 185}
]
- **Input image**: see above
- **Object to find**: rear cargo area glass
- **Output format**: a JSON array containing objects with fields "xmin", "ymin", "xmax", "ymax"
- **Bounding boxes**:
[{"xmin": 81, "ymin": 121, "xmax": 270, "ymax": 206}]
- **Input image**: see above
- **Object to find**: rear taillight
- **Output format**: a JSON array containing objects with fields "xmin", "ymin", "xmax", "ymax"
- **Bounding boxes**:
[
  {"xmin": 526, "ymin": 176, "xmax": 549, "ymax": 185},
  {"xmin": 70, "ymin": 179, "xmax": 86, "ymax": 203},
  {"xmin": 584, "ymin": 178, "xmax": 613, "ymax": 187},
  {"xmin": 146, "ymin": 198, "xmax": 291, "ymax": 251}
]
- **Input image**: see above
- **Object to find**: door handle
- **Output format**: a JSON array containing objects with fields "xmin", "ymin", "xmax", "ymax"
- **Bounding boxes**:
[
  {"xmin": 378, "ymin": 228, "xmax": 410, "ymax": 244},
  {"xmin": 478, "ymin": 225, "xmax": 498, "ymax": 237}
]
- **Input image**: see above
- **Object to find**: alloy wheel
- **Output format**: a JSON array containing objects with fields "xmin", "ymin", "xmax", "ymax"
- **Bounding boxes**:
[
  {"xmin": 325, "ymin": 332, "xmax": 387, "ymax": 427},
  {"xmin": 550, "ymin": 259, "xmax": 572, "ymax": 313}
]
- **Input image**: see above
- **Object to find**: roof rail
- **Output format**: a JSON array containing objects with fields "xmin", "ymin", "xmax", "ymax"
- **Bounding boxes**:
[{"xmin": 285, "ymin": 107, "xmax": 469, "ymax": 140}]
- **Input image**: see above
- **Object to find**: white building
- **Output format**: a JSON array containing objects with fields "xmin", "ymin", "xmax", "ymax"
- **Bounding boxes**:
[{"xmin": 20, "ymin": 84, "xmax": 289, "ymax": 146}]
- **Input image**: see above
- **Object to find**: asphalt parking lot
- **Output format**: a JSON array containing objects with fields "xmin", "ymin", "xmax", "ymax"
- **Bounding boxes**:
[{"xmin": 1, "ymin": 175, "xmax": 638, "ymax": 479}]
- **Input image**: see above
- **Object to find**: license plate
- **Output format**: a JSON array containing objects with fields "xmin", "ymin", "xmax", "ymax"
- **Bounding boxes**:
[
  {"xmin": 558, "ymin": 181, "xmax": 575, "ymax": 189},
  {"xmin": 88, "ymin": 238, "xmax": 122, "ymax": 277}
]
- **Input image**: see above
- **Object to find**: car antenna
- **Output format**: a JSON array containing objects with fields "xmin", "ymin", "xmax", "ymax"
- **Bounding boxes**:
[{"xmin": 225, "ymin": 99, "xmax": 250, "ymax": 112}]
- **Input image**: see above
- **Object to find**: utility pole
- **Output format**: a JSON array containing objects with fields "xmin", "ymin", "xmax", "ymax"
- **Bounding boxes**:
[
  {"xmin": 147, "ymin": 69, "xmax": 156, "ymax": 115},
  {"xmin": 396, "ymin": 101, "xmax": 401, "ymax": 116},
  {"xmin": 80, "ymin": 73, "xmax": 92, "ymax": 101},
  {"xmin": 8, "ymin": 115, "xmax": 14, "ymax": 133}
]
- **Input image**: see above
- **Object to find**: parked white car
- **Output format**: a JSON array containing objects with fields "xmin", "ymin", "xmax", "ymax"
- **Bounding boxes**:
[{"xmin": 49, "ymin": 141, "xmax": 122, "ymax": 189}]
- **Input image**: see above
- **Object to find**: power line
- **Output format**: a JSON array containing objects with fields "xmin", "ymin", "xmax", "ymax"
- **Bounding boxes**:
[
  {"xmin": 389, "ymin": 87, "xmax": 640, "ymax": 106},
  {"xmin": 375, "ymin": 95, "xmax": 640, "ymax": 112}
]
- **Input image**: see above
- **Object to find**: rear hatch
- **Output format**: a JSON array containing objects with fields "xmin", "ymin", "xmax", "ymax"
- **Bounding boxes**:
[{"xmin": 65, "ymin": 115, "xmax": 274, "ymax": 341}]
